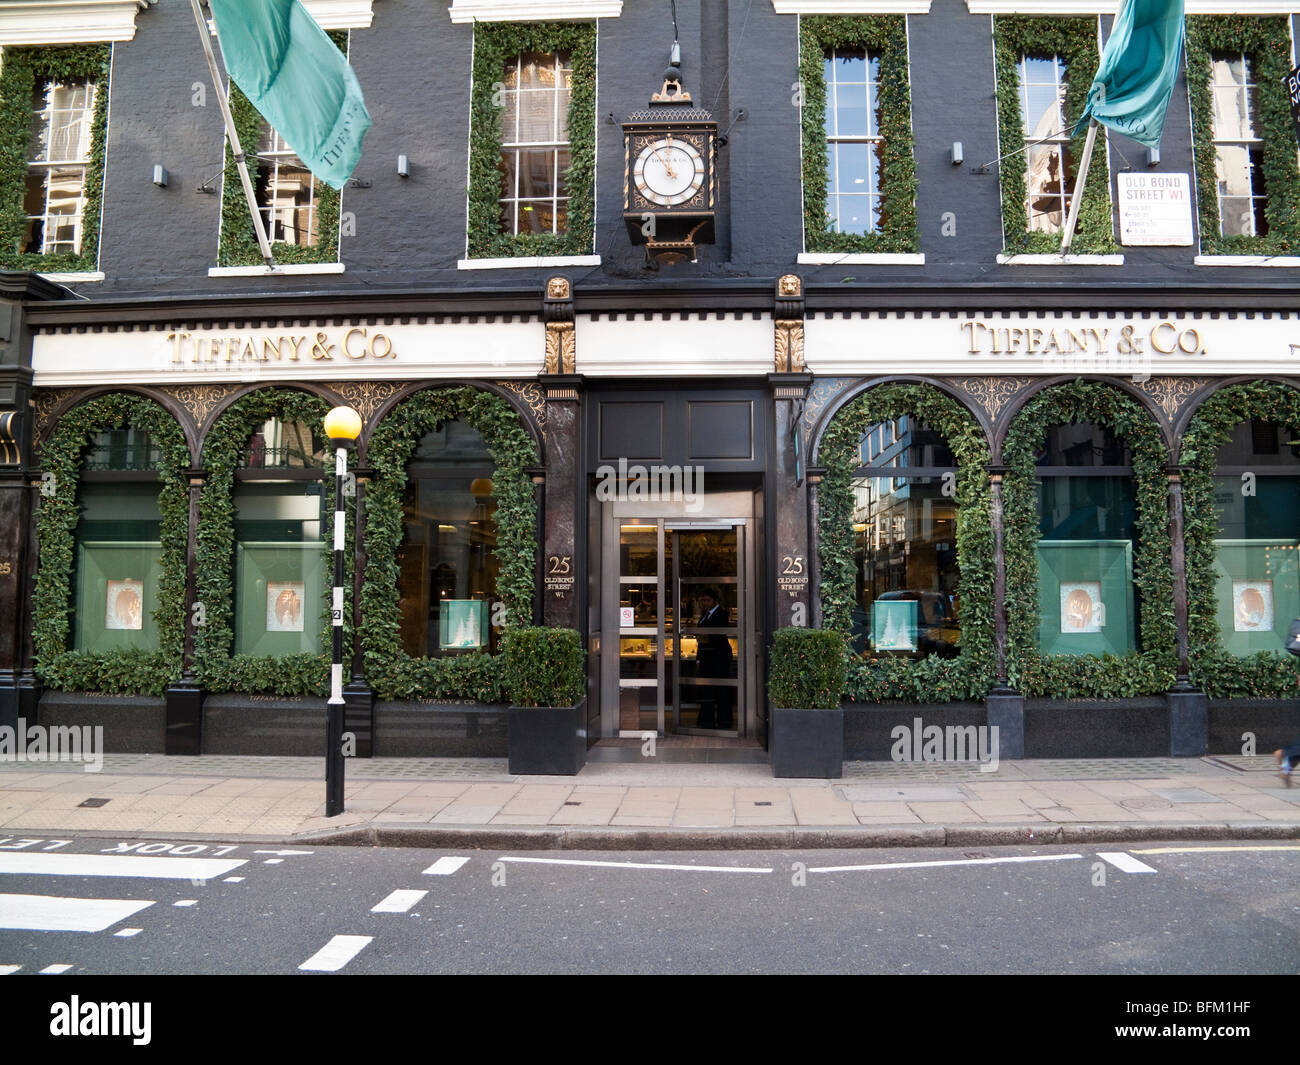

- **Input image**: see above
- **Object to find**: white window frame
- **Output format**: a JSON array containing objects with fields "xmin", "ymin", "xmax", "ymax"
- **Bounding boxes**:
[
  {"xmin": 24, "ymin": 76, "xmax": 99, "ymax": 257},
  {"xmin": 1017, "ymin": 52, "xmax": 1072, "ymax": 235},
  {"xmin": 448, "ymin": 1, "xmax": 621, "ymax": 22},
  {"xmin": 498, "ymin": 51, "xmax": 573, "ymax": 239},
  {"xmin": 1209, "ymin": 51, "xmax": 1267, "ymax": 239},
  {"xmin": 824, "ymin": 46, "xmax": 886, "ymax": 238},
  {"xmin": 255, "ymin": 125, "xmax": 320, "ymax": 248}
]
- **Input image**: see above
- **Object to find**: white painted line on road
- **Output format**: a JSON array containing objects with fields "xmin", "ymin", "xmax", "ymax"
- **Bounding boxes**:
[
  {"xmin": 0, "ymin": 964, "xmax": 21, "ymax": 974},
  {"xmin": 173, "ymin": 900, "xmax": 197, "ymax": 907},
  {"xmin": 809, "ymin": 854, "xmax": 1084, "ymax": 874},
  {"xmin": 423, "ymin": 856, "xmax": 470, "ymax": 876},
  {"xmin": 114, "ymin": 928, "xmax": 142, "ymax": 937},
  {"xmin": 263, "ymin": 859, "xmax": 284, "ymax": 864},
  {"xmin": 253, "ymin": 850, "xmax": 313, "ymax": 856},
  {"xmin": 224, "ymin": 877, "xmax": 245, "ymax": 883},
  {"xmin": 0, "ymin": 853, "xmax": 247, "ymax": 880},
  {"xmin": 1097, "ymin": 851, "xmax": 1157, "ymax": 874},
  {"xmin": 299, "ymin": 935, "xmax": 373, "ymax": 973},
  {"xmin": 498, "ymin": 856, "xmax": 773, "ymax": 873},
  {"xmin": 0, "ymin": 894, "xmax": 154, "ymax": 932},
  {"xmin": 371, "ymin": 890, "xmax": 428, "ymax": 913},
  {"xmin": 1133, "ymin": 845, "xmax": 1300, "ymax": 855},
  {"xmin": 40, "ymin": 964, "xmax": 72, "ymax": 974}
]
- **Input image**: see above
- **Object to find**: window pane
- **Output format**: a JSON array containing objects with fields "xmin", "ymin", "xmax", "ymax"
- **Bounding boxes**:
[
  {"xmin": 516, "ymin": 90, "xmax": 553, "ymax": 142},
  {"xmin": 517, "ymin": 149, "xmax": 555, "ymax": 199},
  {"xmin": 74, "ymin": 483, "xmax": 164, "ymax": 653},
  {"xmin": 1027, "ymin": 145, "xmax": 1068, "ymax": 231},
  {"xmin": 833, "ymin": 80, "xmax": 869, "ymax": 137}
]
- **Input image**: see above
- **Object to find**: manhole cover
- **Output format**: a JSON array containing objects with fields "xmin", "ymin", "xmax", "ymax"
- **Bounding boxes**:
[
  {"xmin": 754, "ymin": 801, "xmax": 772, "ymax": 807},
  {"xmin": 563, "ymin": 801, "xmax": 581, "ymax": 806},
  {"xmin": 78, "ymin": 798, "xmax": 110, "ymax": 808},
  {"xmin": 1119, "ymin": 797, "xmax": 1173, "ymax": 811}
]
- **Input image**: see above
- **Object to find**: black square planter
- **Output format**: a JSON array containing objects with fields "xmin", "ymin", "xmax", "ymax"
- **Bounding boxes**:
[
  {"xmin": 508, "ymin": 700, "xmax": 587, "ymax": 775},
  {"xmin": 771, "ymin": 706, "xmax": 844, "ymax": 778}
]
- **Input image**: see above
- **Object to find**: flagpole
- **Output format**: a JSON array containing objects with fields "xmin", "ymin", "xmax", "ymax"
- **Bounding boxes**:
[
  {"xmin": 189, "ymin": 0, "xmax": 276, "ymax": 267},
  {"xmin": 1060, "ymin": 118, "xmax": 1099, "ymax": 256}
]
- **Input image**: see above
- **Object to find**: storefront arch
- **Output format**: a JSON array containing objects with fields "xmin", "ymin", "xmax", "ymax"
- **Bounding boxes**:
[
  {"xmin": 33, "ymin": 391, "xmax": 190, "ymax": 695},
  {"xmin": 362, "ymin": 385, "xmax": 540, "ymax": 702},
  {"xmin": 814, "ymin": 380, "xmax": 995, "ymax": 702},
  {"xmin": 1002, "ymin": 380, "xmax": 1175, "ymax": 695},
  {"xmin": 1180, "ymin": 379, "xmax": 1300, "ymax": 697}
]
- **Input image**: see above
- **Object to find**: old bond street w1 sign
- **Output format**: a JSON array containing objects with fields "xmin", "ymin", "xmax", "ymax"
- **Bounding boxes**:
[{"xmin": 1117, "ymin": 173, "xmax": 1193, "ymax": 246}]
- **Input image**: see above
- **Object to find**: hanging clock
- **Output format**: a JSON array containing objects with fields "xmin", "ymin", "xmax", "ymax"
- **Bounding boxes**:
[{"xmin": 623, "ymin": 68, "xmax": 717, "ymax": 263}]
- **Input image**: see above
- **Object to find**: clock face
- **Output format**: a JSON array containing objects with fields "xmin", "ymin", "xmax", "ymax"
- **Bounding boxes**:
[{"xmin": 633, "ymin": 136, "xmax": 705, "ymax": 207}]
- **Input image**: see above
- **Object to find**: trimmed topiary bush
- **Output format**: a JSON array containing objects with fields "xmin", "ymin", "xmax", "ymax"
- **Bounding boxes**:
[
  {"xmin": 502, "ymin": 627, "xmax": 586, "ymax": 708},
  {"xmin": 769, "ymin": 628, "xmax": 848, "ymax": 710}
]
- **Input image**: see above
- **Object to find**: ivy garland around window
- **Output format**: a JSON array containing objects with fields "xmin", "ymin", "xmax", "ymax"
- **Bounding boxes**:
[
  {"xmin": 217, "ymin": 32, "xmax": 347, "ymax": 267},
  {"xmin": 817, "ymin": 384, "xmax": 994, "ymax": 703},
  {"xmin": 992, "ymin": 17, "xmax": 1116, "ymax": 255},
  {"xmin": 1001, "ymin": 381, "xmax": 1176, "ymax": 698},
  {"xmin": 0, "ymin": 44, "xmax": 110, "ymax": 273},
  {"xmin": 193, "ymin": 388, "xmax": 346, "ymax": 695},
  {"xmin": 1180, "ymin": 381, "xmax": 1300, "ymax": 698},
  {"xmin": 362, "ymin": 386, "xmax": 539, "ymax": 703},
  {"xmin": 798, "ymin": 15, "xmax": 919, "ymax": 255},
  {"xmin": 33, "ymin": 394, "xmax": 190, "ymax": 695},
  {"xmin": 467, "ymin": 20, "xmax": 596, "ymax": 260},
  {"xmin": 1185, "ymin": 16, "xmax": 1300, "ymax": 256}
]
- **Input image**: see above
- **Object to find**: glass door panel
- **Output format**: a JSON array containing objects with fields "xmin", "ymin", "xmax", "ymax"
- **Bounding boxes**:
[
  {"xmin": 672, "ymin": 528, "xmax": 741, "ymax": 735},
  {"xmin": 618, "ymin": 523, "xmax": 663, "ymax": 735}
]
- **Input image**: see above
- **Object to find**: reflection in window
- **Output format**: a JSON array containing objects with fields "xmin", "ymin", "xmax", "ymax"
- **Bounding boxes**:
[
  {"xmin": 1211, "ymin": 420, "xmax": 1300, "ymax": 655},
  {"xmin": 23, "ymin": 77, "xmax": 97, "ymax": 256},
  {"xmin": 498, "ymin": 52, "xmax": 572, "ymax": 237},
  {"xmin": 254, "ymin": 126, "xmax": 318, "ymax": 247},
  {"xmin": 1036, "ymin": 423, "xmax": 1137, "ymax": 655},
  {"xmin": 397, "ymin": 420, "xmax": 501, "ymax": 657},
  {"xmin": 1018, "ymin": 54, "xmax": 1073, "ymax": 233},
  {"xmin": 74, "ymin": 483, "xmax": 163, "ymax": 653},
  {"xmin": 851, "ymin": 418, "xmax": 960, "ymax": 659},
  {"xmin": 1210, "ymin": 53, "xmax": 1267, "ymax": 238},
  {"xmin": 823, "ymin": 48, "xmax": 883, "ymax": 236},
  {"xmin": 241, "ymin": 418, "xmax": 326, "ymax": 469}
]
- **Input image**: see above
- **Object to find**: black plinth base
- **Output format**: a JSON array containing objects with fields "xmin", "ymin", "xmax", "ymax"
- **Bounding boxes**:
[
  {"xmin": 164, "ymin": 682, "xmax": 205, "ymax": 756},
  {"xmin": 343, "ymin": 682, "xmax": 375, "ymax": 758},
  {"xmin": 771, "ymin": 707, "xmax": 844, "ymax": 779},
  {"xmin": 1168, "ymin": 688, "xmax": 1208, "ymax": 757},
  {"xmin": 508, "ymin": 701, "xmax": 587, "ymax": 776},
  {"xmin": 985, "ymin": 689, "xmax": 1025, "ymax": 760}
]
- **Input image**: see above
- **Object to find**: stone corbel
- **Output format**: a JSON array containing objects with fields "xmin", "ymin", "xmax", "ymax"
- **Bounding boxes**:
[
  {"xmin": 543, "ymin": 275, "xmax": 576, "ymax": 375},
  {"xmin": 774, "ymin": 273, "xmax": 806, "ymax": 373}
]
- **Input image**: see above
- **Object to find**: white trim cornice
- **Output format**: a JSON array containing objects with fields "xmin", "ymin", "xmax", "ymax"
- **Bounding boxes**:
[
  {"xmin": 772, "ymin": 2, "xmax": 932, "ymax": 13},
  {"xmin": 967, "ymin": 1, "xmax": 1298, "ymax": 13},
  {"xmin": 448, "ymin": 1, "xmax": 622, "ymax": 23},
  {"xmin": 458, "ymin": 254, "xmax": 601, "ymax": 269},
  {"xmin": 208, "ymin": 1, "xmax": 374, "ymax": 33},
  {"xmin": 0, "ymin": 0, "xmax": 156, "ymax": 46},
  {"xmin": 797, "ymin": 252, "xmax": 926, "ymax": 264}
]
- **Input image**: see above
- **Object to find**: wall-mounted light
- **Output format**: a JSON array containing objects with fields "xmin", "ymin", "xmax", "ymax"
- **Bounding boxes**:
[
  {"xmin": 950, "ymin": 142, "xmax": 964, "ymax": 167},
  {"xmin": 1146, "ymin": 146, "xmax": 1161, "ymax": 167},
  {"xmin": 152, "ymin": 164, "xmax": 168, "ymax": 187},
  {"xmin": 397, "ymin": 154, "xmax": 410, "ymax": 178}
]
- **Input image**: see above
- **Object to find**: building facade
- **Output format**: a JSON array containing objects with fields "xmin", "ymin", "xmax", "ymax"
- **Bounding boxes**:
[{"xmin": 0, "ymin": 0, "xmax": 1298, "ymax": 762}]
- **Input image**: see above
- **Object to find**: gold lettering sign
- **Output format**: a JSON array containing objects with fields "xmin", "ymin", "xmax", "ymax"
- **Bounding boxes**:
[
  {"xmin": 166, "ymin": 329, "xmax": 397, "ymax": 369},
  {"xmin": 959, "ymin": 319, "xmax": 1206, "ymax": 357}
]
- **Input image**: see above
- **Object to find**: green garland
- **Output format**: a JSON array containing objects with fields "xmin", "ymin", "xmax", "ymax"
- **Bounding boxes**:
[
  {"xmin": 33, "ymin": 393, "xmax": 190, "ymax": 695},
  {"xmin": 217, "ymin": 32, "xmax": 346, "ymax": 267},
  {"xmin": 799, "ymin": 15, "xmax": 918, "ymax": 254},
  {"xmin": 362, "ymin": 386, "xmax": 539, "ymax": 702},
  {"xmin": 1180, "ymin": 381, "xmax": 1300, "ymax": 697},
  {"xmin": 193, "ymin": 388, "xmax": 342, "ymax": 694},
  {"xmin": 993, "ymin": 17, "xmax": 1116, "ymax": 255},
  {"xmin": 1002, "ymin": 381, "xmax": 1176, "ymax": 696},
  {"xmin": 467, "ymin": 21, "xmax": 596, "ymax": 259},
  {"xmin": 1185, "ymin": 16, "xmax": 1300, "ymax": 255},
  {"xmin": 0, "ymin": 44, "xmax": 110, "ymax": 272},
  {"xmin": 818, "ymin": 384, "xmax": 995, "ymax": 702}
]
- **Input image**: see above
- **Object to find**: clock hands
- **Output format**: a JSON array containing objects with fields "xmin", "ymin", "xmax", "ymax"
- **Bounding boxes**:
[{"xmin": 653, "ymin": 147, "xmax": 678, "ymax": 179}]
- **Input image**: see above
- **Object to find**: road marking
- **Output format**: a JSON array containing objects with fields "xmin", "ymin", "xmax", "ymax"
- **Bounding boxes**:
[
  {"xmin": 498, "ymin": 856, "xmax": 773, "ymax": 874},
  {"xmin": 808, "ymin": 854, "xmax": 1084, "ymax": 874},
  {"xmin": 0, "ymin": 964, "xmax": 21, "ymax": 975},
  {"xmin": 263, "ymin": 859, "xmax": 284, "ymax": 864},
  {"xmin": 0, "ymin": 853, "xmax": 247, "ymax": 880},
  {"xmin": 224, "ymin": 877, "xmax": 245, "ymax": 883},
  {"xmin": 371, "ymin": 890, "xmax": 427, "ymax": 913},
  {"xmin": 40, "ymin": 964, "xmax": 72, "ymax": 974},
  {"xmin": 0, "ymin": 894, "xmax": 154, "ymax": 932},
  {"xmin": 114, "ymin": 928, "xmax": 142, "ymax": 937},
  {"xmin": 253, "ymin": 849, "xmax": 313, "ymax": 857},
  {"xmin": 423, "ymin": 856, "xmax": 470, "ymax": 876},
  {"xmin": 1133, "ymin": 845, "xmax": 1300, "ymax": 855},
  {"xmin": 299, "ymin": 935, "xmax": 372, "ymax": 973},
  {"xmin": 1097, "ymin": 851, "xmax": 1157, "ymax": 874},
  {"xmin": 173, "ymin": 900, "xmax": 197, "ymax": 907}
]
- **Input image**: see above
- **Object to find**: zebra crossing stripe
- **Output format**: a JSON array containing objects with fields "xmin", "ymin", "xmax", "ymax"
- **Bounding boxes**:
[
  {"xmin": 0, "ymin": 964, "xmax": 21, "ymax": 975},
  {"xmin": 0, "ymin": 853, "xmax": 246, "ymax": 880},
  {"xmin": 299, "ymin": 935, "xmax": 372, "ymax": 973},
  {"xmin": 422, "ymin": 856, "xmax": 470, "ymax": 876},
  {"xmin": 371, "ymin": 890, "xmax": 427, "ymax": 913},
  {"xmin": 1097, "ymin": 852, "xmax": 1158, "ymax": 874},
  {"xmin": 0, "ymin": 893, "xmax": 154, "ymax": 933}
]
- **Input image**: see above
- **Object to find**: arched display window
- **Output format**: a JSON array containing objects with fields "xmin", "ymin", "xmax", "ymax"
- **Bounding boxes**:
[
  {"xmin": 1035, "ymin": 422, "xmax": 1138, "ymax": 655},
  {"xmin": 1210, "ymin": 418, "xmax": 1300, "ymax": 655},
  {"xmin": 851, "ymin": 416, "xmax": 961, "ymax": 658},
  {"xmin": 231, "ymin": 417, "xmax": 328, "ymax": 656},
  {"xmin": 396, "ymin": 419, "xmax": 501, "ymax": 658},
  {"xmin": 72, "ymin": 427, "xmax": 164, "ymax": 651}
]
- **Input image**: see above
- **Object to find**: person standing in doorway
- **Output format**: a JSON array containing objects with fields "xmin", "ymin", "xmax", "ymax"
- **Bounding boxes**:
[{"xmin": 696, "ymin": 588, "xmax": 734, "ymax": 730}]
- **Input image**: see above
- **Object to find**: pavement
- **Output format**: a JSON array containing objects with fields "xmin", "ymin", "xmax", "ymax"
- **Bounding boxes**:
[{"xmin": 1, "ymin": 752, "xmax": 1298, "ymax": 849}]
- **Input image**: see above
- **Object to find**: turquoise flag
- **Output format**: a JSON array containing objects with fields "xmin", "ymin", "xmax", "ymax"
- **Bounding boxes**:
[
  {"xmin": 1074, "ymin": 0, "xmax": 1184, "ymax": 150},
  {"xmin": 208, "ymin": 0, "xmax": 371, "ymax": 190}
]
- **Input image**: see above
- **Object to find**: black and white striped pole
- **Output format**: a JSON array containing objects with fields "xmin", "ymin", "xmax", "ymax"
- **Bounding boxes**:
[{"xmin": 323, "ymin": 406, "xmax": 361, "ymax": 817}]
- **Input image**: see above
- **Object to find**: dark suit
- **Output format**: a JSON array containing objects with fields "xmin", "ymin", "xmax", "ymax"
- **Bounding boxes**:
[{"xmin": 696, "ymin": 603, "xmax": 734, "ymax": 729}]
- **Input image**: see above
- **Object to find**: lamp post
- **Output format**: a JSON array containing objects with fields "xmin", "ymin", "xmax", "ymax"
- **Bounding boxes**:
[{"xmin": 323, "ymin": 405, "xmax": 362, "ymax": 816}]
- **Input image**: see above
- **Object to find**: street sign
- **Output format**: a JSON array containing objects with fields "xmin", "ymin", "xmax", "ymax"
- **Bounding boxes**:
[
  {"xmin": 1288, "ymin": 64, "xmax": 1300, "ymax": 151},
  {"xmin": 1117, "ymin": 172, "xmax": 1193, "ymax": 246}
]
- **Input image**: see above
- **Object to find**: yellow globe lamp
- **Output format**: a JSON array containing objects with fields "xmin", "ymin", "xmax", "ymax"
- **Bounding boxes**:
[{"xmin": 324, "ymin": 405, "xmax": 362, "ymax": 446}]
